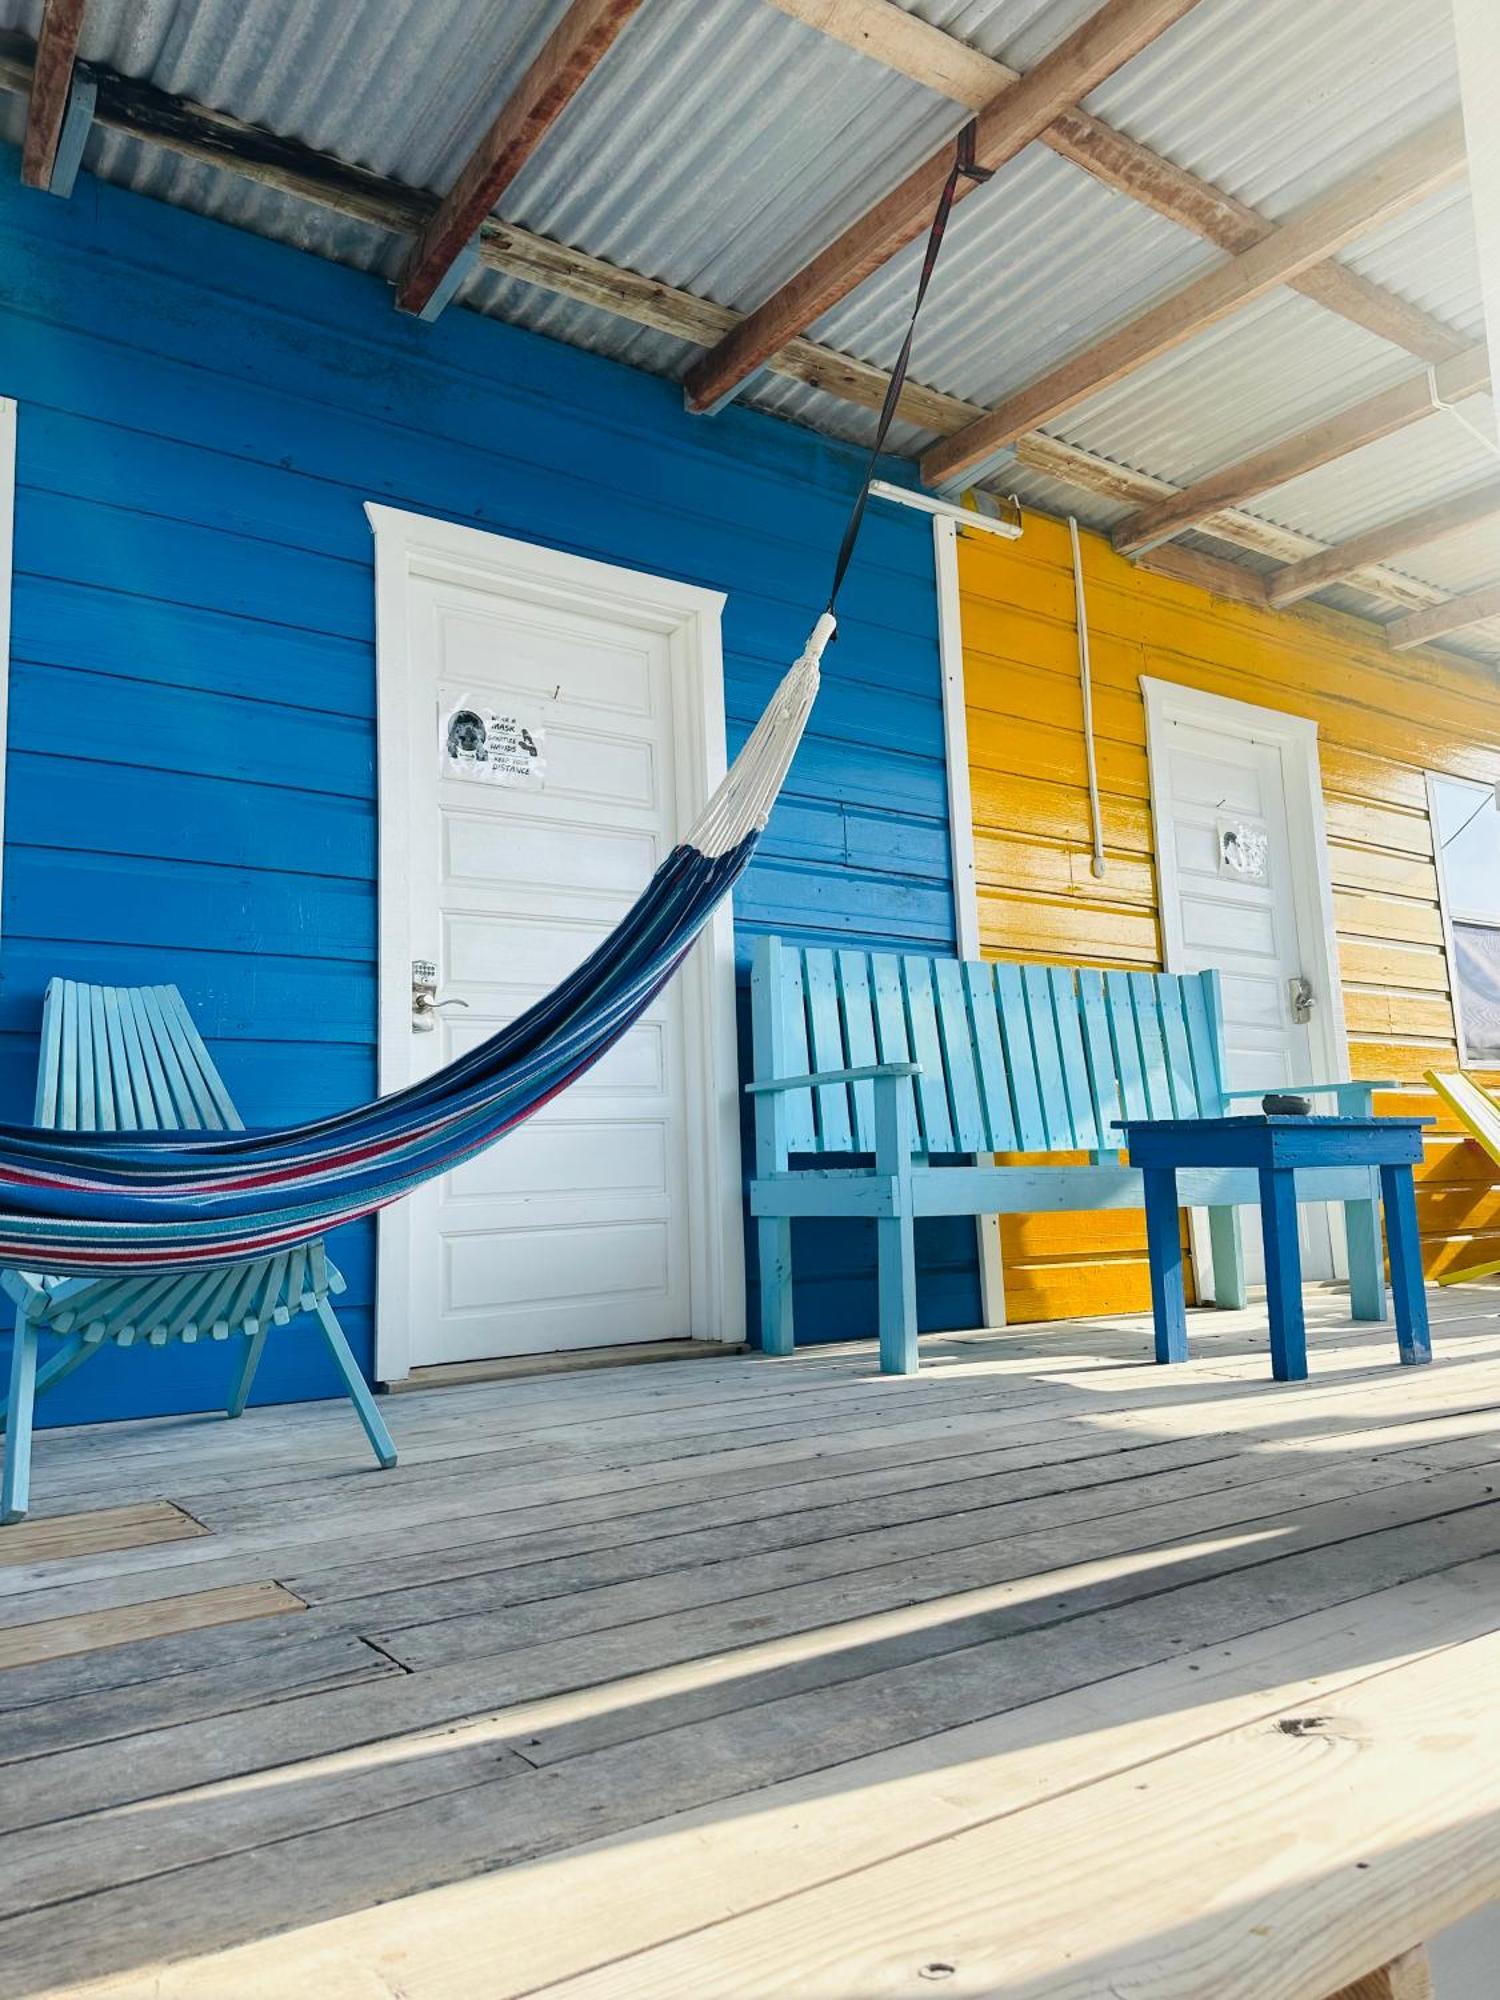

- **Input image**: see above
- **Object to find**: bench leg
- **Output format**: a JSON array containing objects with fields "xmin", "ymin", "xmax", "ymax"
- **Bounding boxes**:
[
  {"xmin": 757, "ymin": 1218, "xmax": 795, "ymax": 1358},
  {"xmin": 877, "ymin": 1210, "xmax": 918, "ymax": 1376},
  {"xmin": 1259, "ymin": 1167, "xmax": 1307, "ymax": 1382},
  {"xmin": 2, "ymin": 1311, "xmax": 38, "ymax": 1525},
  {"xmin": 1144, "ymin": 1169, "xmax": 1188, "ymax": 1364},
  {"xmin": 1206, "ymin": 1205, "xmax": 1247, "ymax": 1310},
  {"xmin": 1380, "ymin": 1164, "xmax": 1431, "ymax": 1366},
  {"xmin": 314, "ymin": 1299, "xmax": 397, "ymax": 1469},
  {"xmin": 1345, "ymin": 1170, "xmax": 1387, "ymax": 1322}
]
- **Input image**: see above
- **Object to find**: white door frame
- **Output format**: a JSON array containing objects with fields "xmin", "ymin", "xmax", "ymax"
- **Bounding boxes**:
[
  {"xmin": 933, "ymin": 514, "xmax": 1006, "ymax": 1328},
  {"xmin": 1142, "ymin": 675, "xmax": 1352, "ymax": 1289},
  {"xmin": 366, "ymin": 503, "xmax": 743, "ymax": 1382}
]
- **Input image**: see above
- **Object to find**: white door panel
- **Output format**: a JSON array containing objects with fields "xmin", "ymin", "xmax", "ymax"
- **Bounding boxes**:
[
  {"xmin": 373, "ymin": 518, "xmax": 734, "ymax": 1371},
  {"xmin": 1150, "ymin": 708, "xmax": 1335, "ymax": 1285}
]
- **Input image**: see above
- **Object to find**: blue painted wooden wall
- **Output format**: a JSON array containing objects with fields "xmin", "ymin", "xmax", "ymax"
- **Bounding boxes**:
[{"xmin": 0, "ymin": 153, "xmax": 980, "ymax": 1425}]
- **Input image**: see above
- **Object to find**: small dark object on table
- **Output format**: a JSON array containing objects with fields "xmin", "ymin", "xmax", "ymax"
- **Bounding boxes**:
[{"xmin": 1262, "ymin": 1092, "xmax": 1311, "ymax": 1116}]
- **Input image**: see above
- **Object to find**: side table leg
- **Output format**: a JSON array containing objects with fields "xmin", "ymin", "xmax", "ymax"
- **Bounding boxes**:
[
  {"xmin": 1380, "ymin": 1163, "xmax": 1432, "ymax": 1366},
  {"xmin": 1143, "ymin": 1167, "xmax": 1188, "ymax": 1364},
  {"xmin": 1259, "ymin": 1167, "xmax": 1307, "ymax": 1382}
]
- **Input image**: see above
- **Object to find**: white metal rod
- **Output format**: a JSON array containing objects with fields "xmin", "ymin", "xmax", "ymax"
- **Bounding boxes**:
[{"xmin": 869, "ymin": 480, "xmax": 1022, "ymax": 539}]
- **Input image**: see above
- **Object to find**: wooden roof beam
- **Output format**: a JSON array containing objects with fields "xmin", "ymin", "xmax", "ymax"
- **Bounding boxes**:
[
  {"xmin": 1267, "ymin": 481, "xmax": 1500, "ymax": 608},
  {"xmin": 1014, "ymin": 433, "xmax": 1452, "ymax": 613},
  {"xmin": 921, "ymin": 112, "xmax": 1469, "ymax": 485},
  {"xmin": 1387, "ymin": 580, "xmax": 1500, "ymax": 651},
  {"xmin": 20, "ymin": 0, "xmax": 85, "ymax": 190},
  {"xmin": 0, "ymin": 30, "xmax": 979, "ymax": 439},
  {"xmin": 1112, "ymin": 341, "xmax": 1491, "ymax": 555},
  {"xmin": 682, "ymin": 0, "xmax": 1205, "ymax": 413},
  {"xmin": 767, "ymin": 0, "xmax": 1466, "ymax": 366},
  {"xmin": 395, "ymin": 0, "xmax": 647, "ymax": 320}
]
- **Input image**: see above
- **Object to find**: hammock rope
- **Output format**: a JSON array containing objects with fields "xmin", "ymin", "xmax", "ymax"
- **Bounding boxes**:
[{"xmin": 0, "ymin": 128, "xmax": 980, "ymax": 1275}]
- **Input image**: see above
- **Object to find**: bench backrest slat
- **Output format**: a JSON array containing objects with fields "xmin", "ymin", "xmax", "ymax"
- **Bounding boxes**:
[
  {"xmin": 1078, "ymin": 970, "xmax": 1121, "ymax": 1149},
  {"xmin": 836, "ymin": 949, "xmax": 880, "ymax": 1152},
  {"xmin": 1157, "ymin": 975, "xmax": 1198, "ymax": 1118},
  {"xmin": 804, "ymin": 948, "xmax": 853, "ymax": 1154},
  {"xmin": 903, "ymin": 957, "xmax": 953, "ymax": 1154},
  {"xmin": 934, "ymin": 959, "xmax": 985, "ymax": 1152},
  {"xmin": 964, "ymin": 963, "xmax": 1014, "ymax": 1153},
  {"xmin": 1050, "ymin": 964, "xmax": 1099, "ymax": 1151},
  {"xmin": 871, "ymin": 954, "xmax": 920, "ymax": 1141},
  {"xmin": 994, "ymin": 963, "xmax": 1045, "ymax": 1152},
  {"xmin": 749, "ymin": 939, "xmax": 1228, "ymax": 1165}
]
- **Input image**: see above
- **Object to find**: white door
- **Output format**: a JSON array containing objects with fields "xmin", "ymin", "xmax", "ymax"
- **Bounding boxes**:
[
  {"xmin": 1145, "ymin": 682, "xmax": 1346, "ymax": 1286},
  {"xmin": 370, "ymin": 509, "xmax": 741, "ymax": 1375}
]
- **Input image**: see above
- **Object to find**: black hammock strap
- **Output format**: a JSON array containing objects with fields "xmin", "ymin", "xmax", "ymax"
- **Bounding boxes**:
[{"xmin": 823, "ymin": 118, "xmax": 992, "ymax": 619}]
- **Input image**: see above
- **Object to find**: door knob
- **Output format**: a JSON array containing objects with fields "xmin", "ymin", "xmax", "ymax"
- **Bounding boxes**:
[
  {"xmin": 412, "ymin": 960, "xmax": 470, "ymax": 1033},
  {"xmin": 1288, "ymin": 975, "xmax": 1315, "ymax": 1025}
]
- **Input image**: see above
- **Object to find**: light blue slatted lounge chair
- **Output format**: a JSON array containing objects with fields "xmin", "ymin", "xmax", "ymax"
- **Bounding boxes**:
[{"xmin": 0, "ymin": 979, "xmax": 396, "ymax": 1522}]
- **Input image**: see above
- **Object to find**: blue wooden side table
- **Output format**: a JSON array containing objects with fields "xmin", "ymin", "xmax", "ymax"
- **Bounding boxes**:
[{"xmin": 1117, "ymin": 1115, "xmax": 1433, "ymax": 1382}]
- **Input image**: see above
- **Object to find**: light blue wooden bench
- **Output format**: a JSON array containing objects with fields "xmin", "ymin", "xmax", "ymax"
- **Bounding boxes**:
[
  {"xmin": 747, "ymin": 938, "xmax": 1391, "ymax": 1374},
  {"xmin": 0, "ymin": 978, "xmax": 396, "ymax": 1523}
]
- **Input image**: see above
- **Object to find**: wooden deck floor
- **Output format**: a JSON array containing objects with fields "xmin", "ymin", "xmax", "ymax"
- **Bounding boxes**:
[{"xmin": 5, "ymin": 1287, "xmax": 1500, "ymax": 1998}]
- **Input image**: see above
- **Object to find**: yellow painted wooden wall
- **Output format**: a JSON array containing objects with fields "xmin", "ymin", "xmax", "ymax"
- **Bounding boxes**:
[{"xmin": 960, "ymin": 511, "xmax": 1500, "ymax": 1324}]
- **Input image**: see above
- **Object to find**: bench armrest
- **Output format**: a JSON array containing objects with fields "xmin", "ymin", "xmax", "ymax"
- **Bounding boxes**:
[
  {"xmin": 746, "ymin": 1062, "xmax": 920, "ymax": 1096},
  {"xmin": 1221, "ymin": 1079, "xmax": 1398, "ymax": 1109}
]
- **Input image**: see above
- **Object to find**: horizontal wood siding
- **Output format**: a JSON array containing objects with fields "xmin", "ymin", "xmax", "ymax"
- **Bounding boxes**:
[
  {"xmin": 962, "ymin": 512, "xmax": 1500, "ymax": 1323},
  {"xmin": 0, "ymin": 155, "xmax": 976, "ymax": 1423}
]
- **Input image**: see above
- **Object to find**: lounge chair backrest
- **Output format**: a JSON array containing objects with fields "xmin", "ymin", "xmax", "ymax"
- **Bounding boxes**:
[
  {"xmin": 1426, "ymin": 1070, "xmax": 1500, "ymax": 1166},
  {"xmin": 34, "ymin": 980, "xmax": 244, "ymax": 1135}
]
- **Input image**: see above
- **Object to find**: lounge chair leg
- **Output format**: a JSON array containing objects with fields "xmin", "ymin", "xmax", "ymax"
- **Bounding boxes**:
[
  {"xmin": 1344, "ymin": 1173, "xmax": 1387, "ymax": 1321},
  {"xmin": 313, "ymin": 1299, "xmax": 397, "ymax": 1469},
  {"xmin": 2, "ymin": 1311, "xmax": 39, "ymax": 1524},
  {"xmin": 226, "ymin": 1326, "xmax": 269, "ymax": 1419},
  {"xmin": 758, "ymin": 1218, "xmax": 795, "ymax": 1356},
  {"xmin": 1206, "ymin": 1205, "xmax": 1246, "ymax": 1310}
]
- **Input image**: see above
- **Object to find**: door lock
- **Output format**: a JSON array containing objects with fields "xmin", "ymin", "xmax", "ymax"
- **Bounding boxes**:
[
  {"xmin": 1288, "ymin": 975, "xmax": 1315, "ymax": 1025},
  {"xmin": 412, "ymin": 959, "xmax": 470, "ymax": 1033}
]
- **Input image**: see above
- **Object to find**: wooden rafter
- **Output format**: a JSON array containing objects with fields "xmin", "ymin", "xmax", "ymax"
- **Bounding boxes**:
[
  {"xmin": 1112, "ymin": 342, "xmax": 1492, "ymax": 554},
  {"xmin": 1133, "ymin": 544, "xmax": 1270, "ymax": 606},
  {"xmin": 395, "ymin": 0, "xmax": 647, "ymax": 318},
  {"xmin": 0, "ymin": 34, "xmax": 979, "ymax": 440},
  {"xmin": 766, "ymin": 0, "xmax": 1466, "ymax": 365},
  {"xmin": 921, "ymin": 113, "xmax": 1469, "ymax": 484},
  {"xmin": 681, "ymin": 0, "xmax": 1204, "ymax": 413},
  {"xmin": 1388, "ymin": 580, "xmax": 1500, "ymax": 651},
  {"xmin": 1267, "ymin": 481, "xmax": 1500, "ymax": 608},
  {"xmin": 20, "ymin": 0, "xmax": 85, "ymax": 190},
  {"xmin": 1013, "ymin": 434, "xmax": 1452, "ymax": 613},
  {"xmin": 1, "ymin": 31, "xmax": 1486, "ymax": 654}
]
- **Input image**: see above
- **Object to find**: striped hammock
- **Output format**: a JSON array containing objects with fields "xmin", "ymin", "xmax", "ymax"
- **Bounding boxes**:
[{"xmin": 0, "ymin": 618, "xmax": 831, "ymax": 1275}]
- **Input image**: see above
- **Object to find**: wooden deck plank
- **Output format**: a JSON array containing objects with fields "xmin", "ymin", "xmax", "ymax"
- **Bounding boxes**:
[
  {"xmin": 0, "ymin": 1289, "xmax": 1497, "ymax": 1996},
  {"xmin": 0, "ymin": 1581, "xmax": 304, "ymax": 1671},
  {"xmin": 0, "ymin": 1632, "xmax": 398, "ymax": 1766},
  {"xmin": 5, "ymin": 1505, "xmax": 1500, "ymax": 1993},
  {"xmin": 0, "ymin": 1502, "xmax": 204, "ymax": 1567},
  {"xmin": 60, "ymin": 1553, "xmax": 1500, "ymax": 2000},
  {"xmin": 529, "ymin": 1631, "xmax": 1500, "ymax": 1999},
  {"xmin": 3, "ymin": 1462, "xmax": 1497, "ymax": 1854}
]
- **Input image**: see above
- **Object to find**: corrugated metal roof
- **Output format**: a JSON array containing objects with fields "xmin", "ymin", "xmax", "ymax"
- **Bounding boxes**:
[{"xmin": 0, "ymin": 0, "xmax": 1492, "ymax": 654}]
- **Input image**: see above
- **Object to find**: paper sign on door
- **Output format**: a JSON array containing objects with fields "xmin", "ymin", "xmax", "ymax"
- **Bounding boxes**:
[{"xmin": 440, "ymin": 697, "xmax": 546, "ymax": 789}]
